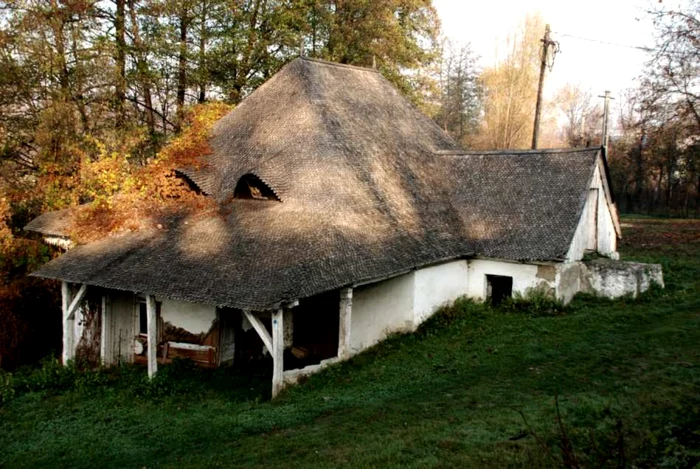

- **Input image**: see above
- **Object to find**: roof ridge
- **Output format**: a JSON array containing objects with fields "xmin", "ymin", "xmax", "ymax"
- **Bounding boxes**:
[
  {"xmin": 298, "ymin": 56, "xmax": 381, "ymax": 74},
  {"xmin": 436, "ymin": 147, "xmax": 602, "ymax": 157}
]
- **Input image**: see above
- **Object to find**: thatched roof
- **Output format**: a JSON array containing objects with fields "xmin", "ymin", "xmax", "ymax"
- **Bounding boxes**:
[
  {"xmin": 27, "ymin": 58, "xmax": 603, "ymax": 310},
  {"xmin": 24, "ymin": 207, "xmax": 75, "ymax": 237}
]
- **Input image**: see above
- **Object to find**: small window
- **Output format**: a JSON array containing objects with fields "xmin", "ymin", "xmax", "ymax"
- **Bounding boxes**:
[
  {"xmin": 139, "ymin": 301, "xmax": 148, "ymax": 334},
  {"xmin": 486, "ymin": 275, "xmax": 513, "ymax": 305},
  {"xmin": 137, "ymin": 299, "xmax": 161, "ymax": 335},
  {"xmin": 233, "ymin": 174, "xmax": 280, "ymax": 201}
]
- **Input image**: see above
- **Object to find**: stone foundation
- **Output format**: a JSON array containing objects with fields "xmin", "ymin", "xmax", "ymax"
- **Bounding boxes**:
[{"xmin": 582, "ymin": 259, "xmax": 664, "ymax": 298}]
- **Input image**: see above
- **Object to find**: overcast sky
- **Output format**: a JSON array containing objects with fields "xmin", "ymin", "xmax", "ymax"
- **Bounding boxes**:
[{"xmin": 432, "ymin": 0, "xmax": 659, "ymax": 102}]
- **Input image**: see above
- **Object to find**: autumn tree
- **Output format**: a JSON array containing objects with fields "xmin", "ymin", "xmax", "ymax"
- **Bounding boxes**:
[
  {"xmin": 477, "ymin": 14, "xmax": 544, "ymax": 149},
  {"xmin": 0, "ymin": 0, "xmax": 448, "ymax": 369}
]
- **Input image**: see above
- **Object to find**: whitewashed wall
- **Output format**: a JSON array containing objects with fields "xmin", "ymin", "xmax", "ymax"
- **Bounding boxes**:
[
  {"xmin": 413, "ymin": 260, "xmax": 469, "ymax": 325},
  {"xmin": 597, "ymin": 183, "xmax": 617, "ymax": 255},
  {"xmin": 350, "ymin": 272, "xmax": 414, "ymax": 352},
  {"xmin": 160, "ymin": 299, "xmax": 216, "ymax": 334},
  {"xmin": 466, "ymin": 259, "xmax": 547, "ymax": 299},
  {"xmin": 567, "ymin": 160, "xmax": 618, "ymax": 261},
  {"xmin": 555, "ymin": 262, "xmax": 587, "ymax": 304}
]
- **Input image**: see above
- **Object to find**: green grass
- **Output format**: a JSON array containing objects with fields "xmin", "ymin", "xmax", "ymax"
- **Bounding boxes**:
[{"xmin": 1, "ymin": 218, "xmax": 699, "ymax": 468}]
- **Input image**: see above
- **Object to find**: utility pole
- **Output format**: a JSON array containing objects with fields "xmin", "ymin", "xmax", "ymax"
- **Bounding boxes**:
[
  {"xmin": 598, "ymin": 90, "xmax": 614, "ymax": 152},
  {"xmin": 532, "ymin": 24, "xmax": 557, "ymax": 150}
]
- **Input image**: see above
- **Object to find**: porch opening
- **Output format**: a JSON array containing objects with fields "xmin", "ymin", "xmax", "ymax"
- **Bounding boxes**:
[
  {"xmin": 287, "ymin": 291, "xmax": 339, "ymax": 369},
  {"xmin": 134, "ymin": 297, "xmax": 161, "ymax": 359},
  {"xmin": 233, "ymin": 174, "xmax": 281, "ymax": 201},
  {"xmin": 486, "ymin": 275, "xmax": 512, "ymax": 305}
]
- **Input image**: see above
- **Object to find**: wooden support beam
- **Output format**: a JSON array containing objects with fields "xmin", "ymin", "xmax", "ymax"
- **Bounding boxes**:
[
  {"xmin": 243, "ymin": 310, "xmax": 273, "ymax": 353},
  {"xmin": 271, "ymin": 308, "xmax": 284, "ymax": 399},
  {"xmin": 66, "ymin": 284, "xmax": 87, "ymax": 320},
  {"xmin": 61, "ymin": 282, "xmax": 73, "ymax": 365},
  {"xmin": 100, "ymin": 295, "xmax": 110, "ymax": 365},
  {"xmin": 146, "ymin": 294, "xmax": 157, "ymax": 378},
  {"xmin": 338, "ymin": 287, "xmax": 353, "ymax": 359},
  {"xmin": 61, "ymin": 282, "xmax": 88, "ymax": 364}
]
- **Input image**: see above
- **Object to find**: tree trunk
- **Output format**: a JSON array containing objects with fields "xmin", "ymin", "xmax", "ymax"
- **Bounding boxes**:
[
  {"xmin": 115, "ymin": 0, "xmax": 127, "ymax": 128},
  {"xmin": 197, "ymin": 0, "xmax": 208, "ymax": 103},
  {"xmin": 176, "ymin": 8, "xmax": 189, "ymax": 131},
  {"xmin": 48, "ymin": 0, "xmax": 70, "ymax": 102},
  {"xmin": 127, "ymin": 0, "xmax": 155, "ymax": 137},
  {"xmin": 634, "ymin": 141, "xmax": 645, "ymax": 213},
  {"xmin": 70, "ymin": 21, "xmax": 90, "ymax": 132}
]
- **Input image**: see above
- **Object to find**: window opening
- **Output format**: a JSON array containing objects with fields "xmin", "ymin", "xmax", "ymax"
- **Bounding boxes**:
[
  {"xmin": 138, "ymin": 301, "xmax": 148, "ymax": 334},
  {"xmin": 233, "ymin": 174, "xmax": 280, "ymax": 201},
  {"xmin": 486, "ymin": 275, "xmax": 513, "ymax": 305},
  {"xmin": 136, "ymin": 298, "xmax": 161, "ymax": 338}
]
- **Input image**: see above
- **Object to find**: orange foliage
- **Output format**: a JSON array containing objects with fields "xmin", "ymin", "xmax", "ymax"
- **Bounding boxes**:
[{"xmin": 70, "ymin": 103, "xmax": 232, "ymax": 243}]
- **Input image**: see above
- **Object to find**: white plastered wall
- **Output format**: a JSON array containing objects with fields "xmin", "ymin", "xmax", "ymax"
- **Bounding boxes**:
[
  {"xmin": 413, "ymin": 260, "xmax": 470, "ymax": 325},
  {"xmin": 160, "ymin": 298, "xmax": 216, "ymax": 334},
  {"xmin": 467, "ymin": 259, "xmax": 549, "ymax": 299},
  {"xmin": 350, "ymin": 272, "xmax": 415, "ymax": 353}
]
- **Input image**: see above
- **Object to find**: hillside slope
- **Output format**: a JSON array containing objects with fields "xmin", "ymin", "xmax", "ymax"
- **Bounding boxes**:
[{"xmin": 1, "ymin": 218, "xmax": 699, "ymax": 468}]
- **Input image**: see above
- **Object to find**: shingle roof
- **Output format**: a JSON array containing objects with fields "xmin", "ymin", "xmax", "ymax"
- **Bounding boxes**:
[
  {"xmin": 27, "ymin": 58, "xmax": 602, "ymax": 310},
  {"xmin": 445, "ymin": 149, "xmax": 599, "ymax": 261},
  {"xmin": 24, "ymin": 207, "xmax": 75, "ymax": 237}
]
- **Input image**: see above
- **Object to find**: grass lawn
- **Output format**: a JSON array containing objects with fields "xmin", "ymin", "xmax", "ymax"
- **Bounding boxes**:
[{"xmin": 1, "ymin": 217, "xmax": 699, "ymax": 468}]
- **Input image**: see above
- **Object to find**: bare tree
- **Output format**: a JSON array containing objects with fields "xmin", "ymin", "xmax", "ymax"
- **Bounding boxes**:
[
  {"xmin": 646, "ymin": 0, "xmax": 700, "ymax": 132},
  {"xmin": 555, "ymin": 84, "xmax": 601, "ymax": 147},
  {"xmin": 477, "ymin": 14, "xmax": 543, "ymax": 149}
]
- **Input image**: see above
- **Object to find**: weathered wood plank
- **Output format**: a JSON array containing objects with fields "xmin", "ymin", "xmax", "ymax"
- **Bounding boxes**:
[
  {"xmin": 61, "ymin": 282, "xmax": 73, "ymax": 364},
  {"xmin": 338, "ymin": 287, "xmax": 353, "ymax": 359},
  {"xmin": 271, "ymin": 308, "xmax": 284, "ymax": 398},
  {"xmin": 100, "ymin": 294, "xmax": 110, "ymax": 364},
  {"xmin": 66, "ymin": 284, "xmax": 87, "ymax": 321},
  {"xmin": 243, "ymin": 311, "xmax": 273, "ymax": 353},
  {"xmin": 146, "ymin": 294, "xmax": 157, "ymax": 378}
]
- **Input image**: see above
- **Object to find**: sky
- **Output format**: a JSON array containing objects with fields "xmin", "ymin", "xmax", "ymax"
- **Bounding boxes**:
[{"xmin": 432, "ymin": 0, "xmax": 659, "ymax": 103}]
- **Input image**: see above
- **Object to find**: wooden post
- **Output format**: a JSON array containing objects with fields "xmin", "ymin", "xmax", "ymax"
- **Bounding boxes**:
[
  {"xmin": 271, "ymin": 308, "xmax": 284, "ymax": 398},
  {"xmin": 61, "ymin": 282, "xmax": 87, "ymax": 364},
  {"xmin": 243, "ymin": 311, "xmax": 273, "ymax": 353},
  {"xmin": 146, "ymin": 294, "xmax": 157, "ymax": 378},
  {"xmin": 61, "ymin": 282, "xmax": 72, "ymax": 365},
  {"xmin": 532, "ymin": 24, "xmax": 555, "ymax": 150},
  {"xmin": 598, "ymin": 90, "xmax": 614, "ymax": 152},
  {"xmin": 100, "ymin": 295, "xmax": 110, "ymax": 365},
  {"xmin": 338, "ymin": 287, "xmax": 353, "ymax": 359}
]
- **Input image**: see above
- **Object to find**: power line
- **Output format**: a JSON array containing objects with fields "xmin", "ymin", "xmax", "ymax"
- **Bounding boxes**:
[{"xmin": 552, "ymin": 31, "xmax": 654, "ymax": 52}]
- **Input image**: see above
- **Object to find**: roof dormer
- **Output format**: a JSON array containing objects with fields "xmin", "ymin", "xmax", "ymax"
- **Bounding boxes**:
[{"xmin": 233, "ymin": 173, "xmax": 281, "ymax": 201}]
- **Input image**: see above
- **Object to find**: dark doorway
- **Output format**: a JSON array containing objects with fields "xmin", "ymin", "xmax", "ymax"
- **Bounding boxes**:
[
  {"xmin": 486, "ymin": 275, "xmax": 513, "ymax": 305},
  {"xmin": 287, "ymin": 291, "xmax": 339, "ymax": 369}
]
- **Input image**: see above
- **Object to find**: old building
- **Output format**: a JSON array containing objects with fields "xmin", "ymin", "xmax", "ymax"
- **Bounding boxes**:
[{"xmin": 25, "ymin": 58, "xmax": 662, "ymax": 396}]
